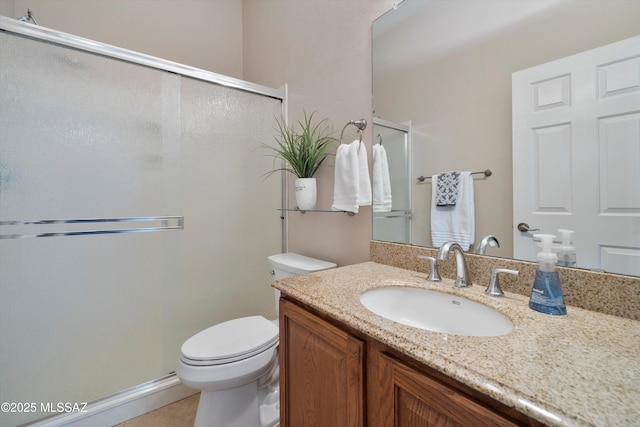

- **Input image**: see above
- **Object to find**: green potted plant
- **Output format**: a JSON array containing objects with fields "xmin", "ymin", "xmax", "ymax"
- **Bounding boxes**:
[{"xmin": 264, "ymin": 111, "xmax": 337, "ymax": 210}]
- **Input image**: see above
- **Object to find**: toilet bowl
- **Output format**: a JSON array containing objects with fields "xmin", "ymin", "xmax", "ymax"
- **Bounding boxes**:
[{"xmin": 177, "ymin": 253, "xmax": 336, "ymax": 427}]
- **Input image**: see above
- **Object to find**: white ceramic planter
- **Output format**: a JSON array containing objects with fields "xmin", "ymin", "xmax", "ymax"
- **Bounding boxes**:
[{"xmin": 295, "ymin": 178, "xmax": 317, "ymax": 210}]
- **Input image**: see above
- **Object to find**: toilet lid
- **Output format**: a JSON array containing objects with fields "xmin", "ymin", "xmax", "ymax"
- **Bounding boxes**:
[
  {"xmin": 181, "ymin": 316, "xmax": 278, "ymax": 366},
  {"xmin": 268, "ymin": 253, "xmax": 337, "ymax": 275}
]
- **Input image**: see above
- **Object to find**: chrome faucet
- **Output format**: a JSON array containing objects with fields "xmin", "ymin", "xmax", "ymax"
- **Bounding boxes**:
[
  {"xmin": 485, "ymin": 268, "xmax": 519, "ymax": 297},
  {"xmin": 437, "ymin": 242, "xmax": 472, "ymax": 287},
  {"xmin": 475, "ymin": 235, "xmax": 500, "ymax": 255},
  {"xmin": 417, "ymin": 255, "xmax": 441, "ymax": 282}
]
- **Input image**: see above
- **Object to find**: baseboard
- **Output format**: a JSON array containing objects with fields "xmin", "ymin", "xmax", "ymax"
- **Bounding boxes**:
[{"xmin": 22, "ymin": 374, "xmax": 197, "ymax": 427}]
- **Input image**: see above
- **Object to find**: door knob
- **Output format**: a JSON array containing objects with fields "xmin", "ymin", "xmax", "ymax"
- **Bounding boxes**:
[{"xmin": 517, "ymin": 222, "xmax": 540, "ymax": 232}]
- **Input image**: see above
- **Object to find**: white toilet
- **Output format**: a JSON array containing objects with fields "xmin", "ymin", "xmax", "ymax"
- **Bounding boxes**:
[{"xmin": 177, "ymin": 253, "xmax": 336, "ymax": 427}]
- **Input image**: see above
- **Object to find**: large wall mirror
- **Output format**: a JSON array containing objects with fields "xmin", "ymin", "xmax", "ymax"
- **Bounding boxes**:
[{"xmin": 372, "ymin": 0, "xmax": 640, "ymax": 277}]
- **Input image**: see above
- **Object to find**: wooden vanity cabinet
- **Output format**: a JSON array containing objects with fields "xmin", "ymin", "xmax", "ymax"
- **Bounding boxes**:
[
  {"xmin": 279, "ymin": 298, "xmax": 365, "ymax": 426},
  {"xmin": 368, "ymin": 348, "xmax": 521, "ymax": 427},
  {"xmin": 280, "ymin": 298, "xmax": 543, "ymax": 427}
]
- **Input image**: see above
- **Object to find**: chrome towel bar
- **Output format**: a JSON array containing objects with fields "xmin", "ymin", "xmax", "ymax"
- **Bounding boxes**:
[
  {"xmin": 417, "ymin": 169, "xmax": 492, "ymax": 182},
  {"xmin": 0, "ymin": 216, "xmax": 184, "ymax": 239}
]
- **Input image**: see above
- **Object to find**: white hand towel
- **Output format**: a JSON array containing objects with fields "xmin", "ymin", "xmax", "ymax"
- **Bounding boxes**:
[
  {"xmin": 357, "ymin": 140, "xmax": 372, "ymax": 207},
  {"xmin": 373, "ymin": 144, "xmax": 392, "ymax": 212},
  {"xmin": 431, "ymin": 171, "xmax": 475, "ymax": 250},
  {"xmin": 332, "ymin": 140, "xmax": 371, "ymax": 213},
  {"xmin": 332, "ymin": 141, "xmax": 360, "ymax": 213}
]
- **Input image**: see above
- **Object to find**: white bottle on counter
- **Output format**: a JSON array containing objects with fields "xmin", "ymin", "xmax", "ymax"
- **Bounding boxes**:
[{"xmin": 556, "ymin": 229, "xmax": 576, "ymax": 267}]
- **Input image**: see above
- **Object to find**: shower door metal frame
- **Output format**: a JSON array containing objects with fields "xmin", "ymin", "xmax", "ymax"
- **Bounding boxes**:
[{"xmin": 0, "ymin": 17, "xmax": 283, "ymax": 99}]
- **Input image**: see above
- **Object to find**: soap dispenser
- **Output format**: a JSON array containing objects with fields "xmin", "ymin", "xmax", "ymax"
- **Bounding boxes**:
[
  {"xmin": 529, "ymin": 234, "xmax": 567, "ymax": 315},
  {"xmin": 557, "ymin": 229, "xmax": 576, "ymax": 267}
]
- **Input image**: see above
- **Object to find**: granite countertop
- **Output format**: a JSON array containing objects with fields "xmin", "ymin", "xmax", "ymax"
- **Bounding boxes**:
[{"xmin": 273, "ymin": 262, "xmax": 640, "ymax": 427}]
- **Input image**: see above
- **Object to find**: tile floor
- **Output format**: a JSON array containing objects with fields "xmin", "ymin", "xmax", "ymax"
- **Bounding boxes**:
[
  {"xmin": 112, "ymin": 394, "xmax": 280, "ymax": 427},
  {"xmin": 112, "ymin": 394, "xmax": 198, "ymax": 427}
]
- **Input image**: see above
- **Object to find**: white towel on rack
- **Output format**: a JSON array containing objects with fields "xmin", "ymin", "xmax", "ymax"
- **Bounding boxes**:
[
  {"xmin": 332, "ymin": 140, "xmax": 371, "ymax": 213},
  {"xmin": 372, "ymin": 144, "xmax": 392, "ymax": 212},
  {"xmin": 431, "ymin": 171, "xmax": 475, "ymax": 250},
  {"xmin": 358, "ymin": 140, "xmax": 372, "ymax": 207}
]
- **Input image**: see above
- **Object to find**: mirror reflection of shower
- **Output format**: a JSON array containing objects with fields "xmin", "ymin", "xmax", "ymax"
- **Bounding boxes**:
[
  {"xmin": 16, "ymin": 9, "xmax": 38, "ymax": 25},
  {"xmin": 372, "ymin": 118, "xmax": 412, "ymax": 244}
]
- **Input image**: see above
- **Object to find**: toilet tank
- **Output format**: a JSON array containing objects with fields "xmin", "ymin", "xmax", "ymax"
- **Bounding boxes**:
[
  {"xmin": 268, "ymin": 253, "xmax": 337, "ymax": 315},
  {"xmin": 268, "ymin": 253, "xmax": 337, "ymax": 281}
]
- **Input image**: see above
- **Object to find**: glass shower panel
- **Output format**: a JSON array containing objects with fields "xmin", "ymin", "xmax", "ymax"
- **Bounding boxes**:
[
  {"xmin": 0, "ymin": 26, "xmax": 283, "ymax": 427},
  {"xmin": 0, "ymin": 234, "xmax": 170, "ymax": 426},
  {"xmin": 0, "ymin": 32, "xmax": 181, "ymax": 426},
  {"xmin": 372, "ymin": 122, "xmax": 411, "ymax": 244},
  {"xmin": 0, "ymin": 33, "xmax": 176, "ymax": 220},
  {"xmin": 167, "ymin": 79, "xmax": 282, "ymax": 371}
]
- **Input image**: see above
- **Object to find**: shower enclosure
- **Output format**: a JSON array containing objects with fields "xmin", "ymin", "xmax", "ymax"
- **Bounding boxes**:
[
  {"xmin": 0, "ymin": 17, "xmax": 284, "ymax": 426},
  {"xmin": 372, "ymin": 118, "xmax": 411, "ymax": 244}
]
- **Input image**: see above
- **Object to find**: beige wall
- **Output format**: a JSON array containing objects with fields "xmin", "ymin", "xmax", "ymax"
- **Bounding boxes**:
[
  {"xmin": 0, "ymin": 0, "xmax": 13, "ymax": 17},
  {"xmin": 243, "ymin": 0, "xmax": 394, "ymax": 266},
  {"xmin": 374, "ymin": 0, "xmax": 640, "ymax": 258},
  {"xmin": 11, "ymin": 0, "xmax": 243, "ymax": 78}
]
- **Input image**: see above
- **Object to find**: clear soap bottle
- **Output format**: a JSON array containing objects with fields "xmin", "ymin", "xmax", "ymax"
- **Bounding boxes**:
[
  {"xmin": 529, "ymin": 234, "xmax": 567, "ymax": 315},
  {"xmin": 556, "ymin": 229, "xmax": 576, "ymax": 267}
]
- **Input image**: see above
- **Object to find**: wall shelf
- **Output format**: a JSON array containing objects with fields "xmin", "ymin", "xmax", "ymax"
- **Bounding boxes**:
[{"xmin": 279, "ymin": 208, "xmax": 356, "ymax": 216}]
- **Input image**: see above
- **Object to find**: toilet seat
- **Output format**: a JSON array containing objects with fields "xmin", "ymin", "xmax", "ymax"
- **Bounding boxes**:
[{"xmin": 181, "ymin": 316, "xmax": 278, "ymax": 366}]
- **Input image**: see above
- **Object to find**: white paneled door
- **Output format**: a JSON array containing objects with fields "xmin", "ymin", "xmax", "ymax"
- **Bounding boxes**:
[{"xmin": 512, "ymin": 35, "xmax": 640, "ymax": 276}]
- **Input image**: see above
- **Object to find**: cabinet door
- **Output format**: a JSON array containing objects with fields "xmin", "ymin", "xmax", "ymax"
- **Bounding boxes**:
[
  {"xmin": 280, "ymin": 299, "xmax": 365, "ymax": 427},
  {"xmin": 374, "ymin": 352, "xmax": 519, "ymax": 427}
]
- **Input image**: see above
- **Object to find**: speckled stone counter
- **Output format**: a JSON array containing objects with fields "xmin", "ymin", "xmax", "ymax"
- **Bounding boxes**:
[
  {"xmin": 273, "ymin": 262, "xmax": 640, "ymax": 427},
  {"xmin": 370, "ymin": 240, "xmax": 640, "ymax": 321}
]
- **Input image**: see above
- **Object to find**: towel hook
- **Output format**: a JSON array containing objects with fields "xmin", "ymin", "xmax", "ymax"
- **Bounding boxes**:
[{"xmin": 377, "ymin": 134, "xmax": 383, "ymax": 146}]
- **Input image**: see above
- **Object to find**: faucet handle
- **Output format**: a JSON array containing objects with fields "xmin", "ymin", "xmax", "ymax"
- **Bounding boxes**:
[
  {"xmin": 418, "ymin": 255, "xmax": 441, "ymax": 282},
  {"xmin": 485, "ymin": 268, "xmax": 519, "ymax": 297}
]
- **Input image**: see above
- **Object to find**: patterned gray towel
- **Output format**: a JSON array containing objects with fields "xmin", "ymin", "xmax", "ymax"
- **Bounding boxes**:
[{"xmin": 436, "ymin": 171, "xmax": 461, "ymax": 206}]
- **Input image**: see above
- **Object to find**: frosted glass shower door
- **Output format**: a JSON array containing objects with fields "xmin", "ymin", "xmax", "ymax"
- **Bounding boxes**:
[
  {"xmin": 1, "ymin": 25, "xmax": 283, "ymax": 427},
  {"xmin": 165, "ymin": 78, "xmax": 283, "ymax": 374},
  {"xmin": 0, "ymin": 32, "xmax": 181, "ymax": 427}
]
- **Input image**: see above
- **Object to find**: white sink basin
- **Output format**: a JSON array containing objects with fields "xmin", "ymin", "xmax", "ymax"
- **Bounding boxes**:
[{"xmin": 359, "ymin": 287, "xmax": 513, "ymax": 337}]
